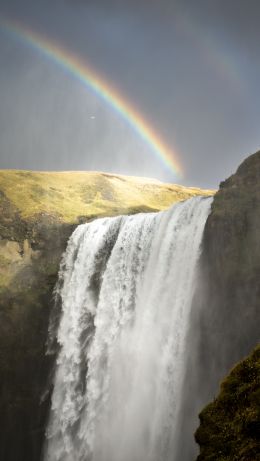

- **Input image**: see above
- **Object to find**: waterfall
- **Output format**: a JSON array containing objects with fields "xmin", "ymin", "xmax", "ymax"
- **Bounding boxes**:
[{"xmin": 44, "ymin": 196, "xmax": 212, "ymax": 461}]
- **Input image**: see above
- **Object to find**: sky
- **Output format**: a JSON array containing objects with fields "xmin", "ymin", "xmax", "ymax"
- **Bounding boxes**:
[{"xmin": 0, "ymin": 0, "xmax": 259, "ymax": 188}]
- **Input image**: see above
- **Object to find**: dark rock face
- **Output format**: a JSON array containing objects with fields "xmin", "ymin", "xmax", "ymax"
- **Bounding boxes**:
[
  {"xmin": 0, "ymin": 208, "xmax": 75, "ymax": 461},
  {"xmin": 199, "ymin": 151, "xmax": 260, "ymax": 398},
  {"xmin": 195, "ymin": 346, "xmax": 260, "ymax": 460},
  {"xmin": 176, "ymin": 152, "xmax": 260, "ymax": 461},
  {"xmin": 192, "ymin": 152, "xmax": 260, "ymax": 460}
]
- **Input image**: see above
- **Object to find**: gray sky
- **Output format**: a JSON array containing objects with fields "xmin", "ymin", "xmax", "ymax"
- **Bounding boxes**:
[{"xmin": 0, "ymin": 0, "xmax": 259, "ymax": 188}]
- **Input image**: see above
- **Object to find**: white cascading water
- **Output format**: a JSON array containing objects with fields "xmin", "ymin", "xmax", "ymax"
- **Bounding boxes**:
[{"xmin": 44, "ymin": 196, "xmax": 212, "ymax": 461}]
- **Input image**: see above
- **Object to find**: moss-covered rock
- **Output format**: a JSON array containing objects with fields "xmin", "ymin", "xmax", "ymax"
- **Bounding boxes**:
[
  {"xmin": 0, "ymin": 170, "xmax": 212, "ymax": 461},
  {"xmin": 195, "ymin": 345, "xmax": 260, "ymax": 461}
]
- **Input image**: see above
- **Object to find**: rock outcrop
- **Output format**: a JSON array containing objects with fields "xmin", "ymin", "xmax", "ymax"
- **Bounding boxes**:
[
  {"xmin": 193, "ymin": 152, "xmax": 260, "ymax": 460},
  {"xmin": 198, "ymin": 151, "xmax": 260, "ymax": 398},
  {"xmin": 176, "ymin": 151, "xmax": 260, "ymax": 461},
  {"xmin": 0, "ymin": 170, "xmax": 212, "ymax": 461}
]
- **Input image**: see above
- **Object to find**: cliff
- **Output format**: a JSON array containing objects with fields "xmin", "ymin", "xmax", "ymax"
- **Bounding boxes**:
[
  {"xmin": 176, "ymin": 151, "xmax": 260, "ymax": 461},
  {"xmin": 195, "ymin": 345, "xmax": 260, "ymax": 460},
  {"xmin": 199, "ymin": 151, "xmax": 260, "ymax": 394},
  {"xmin": 192, "ymin": 152, "xmax": 260, "ymax": 460},
  {"xmin": 0, "ymin": 170, "xmax": 212, "ymax": 461}
]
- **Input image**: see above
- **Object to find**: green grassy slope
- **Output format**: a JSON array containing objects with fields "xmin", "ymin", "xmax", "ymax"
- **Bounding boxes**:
[{"xmin": 0, "ymin": 170, "xmax": 214, "ymax": 222}]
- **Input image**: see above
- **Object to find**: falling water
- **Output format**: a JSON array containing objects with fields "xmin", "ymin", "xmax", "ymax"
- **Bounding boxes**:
[{"xmin": 44, "ymin": 196, "xmax": 212, "ymax": 461}]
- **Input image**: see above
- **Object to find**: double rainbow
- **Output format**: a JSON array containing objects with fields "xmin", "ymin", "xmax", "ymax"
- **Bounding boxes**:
[{"xmin": 0, "ymin": 18, "xmax": 183, "ymax": 178}]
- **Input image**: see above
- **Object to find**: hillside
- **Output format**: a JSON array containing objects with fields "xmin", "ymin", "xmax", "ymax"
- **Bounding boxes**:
[{"xmin": 0, "ymin": 170, "xmax": 212, "ymax": 221}]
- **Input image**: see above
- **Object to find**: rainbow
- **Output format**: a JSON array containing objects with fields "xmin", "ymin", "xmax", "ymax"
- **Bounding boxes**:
[{"xmin": 0, "ymin": 17, "xmax": 183, "ymax": 178}]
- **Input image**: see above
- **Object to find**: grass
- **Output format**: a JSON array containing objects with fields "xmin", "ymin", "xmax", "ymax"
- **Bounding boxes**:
[{"xmin": 0, "ymin": 170, "xmax": 215, "ymax": 223}]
